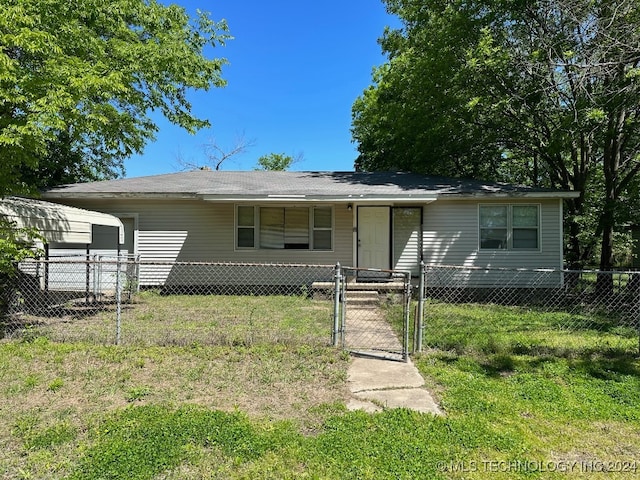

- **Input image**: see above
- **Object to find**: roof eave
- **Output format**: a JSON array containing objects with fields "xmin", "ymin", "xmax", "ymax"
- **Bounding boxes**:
[
  {"xmin": 42, "ymin": 192, "xmax": 200, "ymax": 200},
  {"xmin": 440, "ymin": 191, "xmax": 580, "ymax": 199},
  {"xmin": 42, "ymin": 190, "xmax": 580, "ymax": 201}
]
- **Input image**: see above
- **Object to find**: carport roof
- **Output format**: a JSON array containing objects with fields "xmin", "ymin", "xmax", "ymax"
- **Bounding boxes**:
[{"xmin": 0, "ymin": 196, "xmax": 124, "ymax": 244}]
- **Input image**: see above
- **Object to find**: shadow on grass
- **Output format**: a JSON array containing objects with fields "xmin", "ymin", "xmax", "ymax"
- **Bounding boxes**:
[
  {"xmin": 570, "ymin": 353, "xmax": 640, "ymax": 380},
  {"xmin": 428, "ymin": 345, "xmax": 640, "ymax": 382}
]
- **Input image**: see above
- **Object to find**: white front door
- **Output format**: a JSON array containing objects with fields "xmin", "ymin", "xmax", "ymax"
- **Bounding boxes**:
[{"xmin": 358, "ymin": 206, "xmax": 390, "ymax": 270}]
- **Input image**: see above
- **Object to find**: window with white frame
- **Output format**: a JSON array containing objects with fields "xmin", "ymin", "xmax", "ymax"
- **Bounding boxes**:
[
  {"xmin": 237, "ymin": 205, "xmax": 256, "ymax": 248},
  {"xmin": 236, "ymin": 206, "xmax": 333, "ymax": 250},
  {"xmin": 479, "ymin": 204, "xmax": 539, "ymax": 250}
]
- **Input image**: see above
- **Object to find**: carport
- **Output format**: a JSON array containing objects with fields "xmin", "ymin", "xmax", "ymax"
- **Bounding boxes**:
[
  {"xmin": 0, "ymin": 196, "xmax": 124, "ymax": 297},
  {"xmin": 0, "ymin": 196, "xmax": 124, "ymax": 247}
]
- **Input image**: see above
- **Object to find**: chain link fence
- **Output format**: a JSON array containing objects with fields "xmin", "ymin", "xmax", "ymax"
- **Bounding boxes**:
[
  {"xmin": 416, "ymin": 264, "xmax": 640, "ymax": 355},
  {"xmin": 2, "ymin": 259, "xmax": 336, "ymax": 347},
  {"xmin": 4, "ymin": 258, "xmax": 639, "ymax": 355}
]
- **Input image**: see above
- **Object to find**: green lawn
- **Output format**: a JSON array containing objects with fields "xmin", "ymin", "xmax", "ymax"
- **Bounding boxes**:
[{"xmin": 1, "ymin": 294, "xmax": 639, "ymax": 479}]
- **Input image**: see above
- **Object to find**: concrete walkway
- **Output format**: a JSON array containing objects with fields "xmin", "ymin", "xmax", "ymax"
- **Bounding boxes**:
[
  {"xmin": 347, "ymin": 355, "xmax": 443, "ymax": 414},
  {"xmin": 343, "ymin": 300, "xmax": 443, "ymax": 415}
]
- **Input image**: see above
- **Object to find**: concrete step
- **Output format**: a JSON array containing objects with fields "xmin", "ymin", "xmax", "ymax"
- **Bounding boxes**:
[
  {"xmin": 345, "ymin": 290, "xmax": 380, "ymax": 306},
  {"xmin": 312, "ymin": 281, "xmax": 405, "ymax": 292}
]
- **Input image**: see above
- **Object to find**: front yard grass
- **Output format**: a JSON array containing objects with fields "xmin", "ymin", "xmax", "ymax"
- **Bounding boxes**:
[{"xmin": 1, "ymin": 294, "xmax": 639, "ymax": 479}]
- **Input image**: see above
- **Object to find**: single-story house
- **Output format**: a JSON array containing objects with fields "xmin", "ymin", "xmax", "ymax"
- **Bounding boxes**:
[{"xmin": 40, "ymin": 171, "xmax": 579, "ymax": 288}]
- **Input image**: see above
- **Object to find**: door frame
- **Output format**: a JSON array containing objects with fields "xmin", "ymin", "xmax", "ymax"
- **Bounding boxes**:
[
  {"xmin": 355, "ymin": 205, "xmax": 424, "ymax": 272},
  {"xmin": 112, "ymin": 213, "xmax": 139, "ymax": 257},
  {"xmin": 356, "ymin": 206, "xmax": 391, "ymax": 270}
]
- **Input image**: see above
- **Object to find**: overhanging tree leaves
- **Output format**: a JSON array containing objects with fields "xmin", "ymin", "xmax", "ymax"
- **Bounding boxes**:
[
  {"xmin": 0, "ymin": 0, "xmax": 230, "ymax": 194},
  {"xmin": 352, "ymin": 0, "xmax": 640, "ymax": 270},
  {"xmin": 17, "ymin": 130, "xmax": 122, "ymax": 190}
]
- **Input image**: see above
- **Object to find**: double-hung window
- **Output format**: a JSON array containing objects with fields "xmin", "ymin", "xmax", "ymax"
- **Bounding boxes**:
[
  {"xmin": 479, "ymin": 204, "xmax": 540, "ymax": 250},
  {"xmin": 236, "ymin": 206, "xmax": 333, "ymax": 250},
  {"xmin": 237, "ymin": 205, "xmax": 256, "ymax": 248}
]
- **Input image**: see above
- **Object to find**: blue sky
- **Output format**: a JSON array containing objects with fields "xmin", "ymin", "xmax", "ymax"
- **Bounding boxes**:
[{"xmin": 124, "ymin": 0, "xmax": 399, "ymax": 178}]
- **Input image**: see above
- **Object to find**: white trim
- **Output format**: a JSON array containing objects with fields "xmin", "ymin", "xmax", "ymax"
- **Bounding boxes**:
[
  {"xmin": 234, "ymin": 204, "xmax": 334, "ymax": 252},
  {"xmin": 478, "ymin": 203, "xmax": 542, "ymax": 252},
  {"xmin": 110, "ymin": 213, "xmax": 139, "ymax": 256},
  {"xmin": 206, "ymin": 195, "xmax": 439, "ymax": 203}
]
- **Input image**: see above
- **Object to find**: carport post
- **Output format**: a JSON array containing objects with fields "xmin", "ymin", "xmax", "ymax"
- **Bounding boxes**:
[
  {"xmin": 42, "ymin": 244, "xmax": 50, "ymax": 305},
  {"xmin": 332, "ymin": 262, "xmax": 341, "ymax": 347}
]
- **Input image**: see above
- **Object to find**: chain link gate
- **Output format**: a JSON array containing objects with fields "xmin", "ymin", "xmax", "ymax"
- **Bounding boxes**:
[{"xmin": 333, "ymin": 264, "xmax": 412, "ymax": 362}]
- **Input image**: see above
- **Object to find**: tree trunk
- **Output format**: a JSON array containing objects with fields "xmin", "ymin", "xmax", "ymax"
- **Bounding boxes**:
[
  {"xmin": 597, "ymin": 98, "xmax": 625, "ymax": 295},
  {"xmin": 597, "ymin": 215, "xmax": 615, "ymax": 296}
]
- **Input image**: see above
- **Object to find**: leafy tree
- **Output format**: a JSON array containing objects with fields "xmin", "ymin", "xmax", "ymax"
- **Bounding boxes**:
[
  {"xmin": 352, "ymin": 0, "xmax": 640, "ymax": 271},
  {"xmin": 352, "ymin": 3, "xmax": 504, "ymax": 178},
  {"xmin": 17, "ymin": 130, "xmax": 121, "ymax": 190},
  {"xmin": 0, "ymin": 0, "xmax": 231, "ymax": 195},
  {"xmin": 254, "ymin": 153, "xmax": 298, "ymax": 171}
]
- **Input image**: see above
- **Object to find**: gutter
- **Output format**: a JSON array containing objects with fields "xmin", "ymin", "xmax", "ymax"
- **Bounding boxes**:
[{"xmin": 42, "ymin": 191, "xmax": 581, "ymax": 202}]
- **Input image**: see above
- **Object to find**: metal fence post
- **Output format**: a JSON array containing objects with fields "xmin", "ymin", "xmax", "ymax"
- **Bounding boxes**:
[
  {"xmin": 93, "ymin": 254, "xmax": 99, "ymax": 302},
  {"xmin": 415, "ymin": 261, "xmax": 425, "ymax": 353},
  {"xmin": 332, "ymin": 262, "xmax": 341, "ymax": 347},
  {"xmin": 403, "ymin": 271, "xmax": 411, "ymax": 362},
  {"xmin": 115, "ymin": 256, "xmax": 122, "ymax": 345},
  {"xmin": 340, "ymin": 268, "xmax": 347, "ymax": 349},
  {"xmin": 85, "ymin": 251, "xmax": 90, "ymax": 304}
]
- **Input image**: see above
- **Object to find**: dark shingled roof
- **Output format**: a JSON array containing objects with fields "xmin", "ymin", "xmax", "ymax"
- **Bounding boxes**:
[{"xmin": 44, "ymin": 171, "xmax": 577, "ymax": 199}]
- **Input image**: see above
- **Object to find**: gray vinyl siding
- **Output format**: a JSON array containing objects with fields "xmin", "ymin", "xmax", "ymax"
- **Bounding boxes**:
[
  {"xmin": 392, "ymin": 207, "xmax": 421, "ymax": 275},
  {"xmin": 53, "ymin": 199, "xmax": 352, "ymax": 286},
  {"xmin": 47, "ymin": 197, "xmax": 566, "ymax": 288},
  {"xmin": 423, "ymin": 199, "xmax": 563, "ymax": 269}
]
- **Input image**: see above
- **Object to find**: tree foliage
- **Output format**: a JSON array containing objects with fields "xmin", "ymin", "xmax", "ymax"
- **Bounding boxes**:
[
  {"xmin": 0, "ymin": 0, "xmax": 230, "ymax": 194},
  {"xmin": 0, "ymin": 219, "xmax": 42, "ymax": 275},
  {"xmin": 352, "ymin": 0, "xmax": 640, "ymax": 269},
  {"xmin": 17, "ymin": 130, "xmax": 122, "ymax": 190},
  {"xmin": 254, "ymin": 153, "xmax": 298, "ymax": 171},
  {"xmin": 0, "ymin": 218, "xmax": 43, "ymax": 318}
]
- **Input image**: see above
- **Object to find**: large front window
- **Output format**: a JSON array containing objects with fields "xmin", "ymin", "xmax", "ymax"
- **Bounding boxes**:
[
  {"xmin": 479, "ymin": 204, "xmax": 539, "ymax": 250},
  {"xmin": 236, "ymin": 206, "xmax": 333, "ymax": 250}
]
